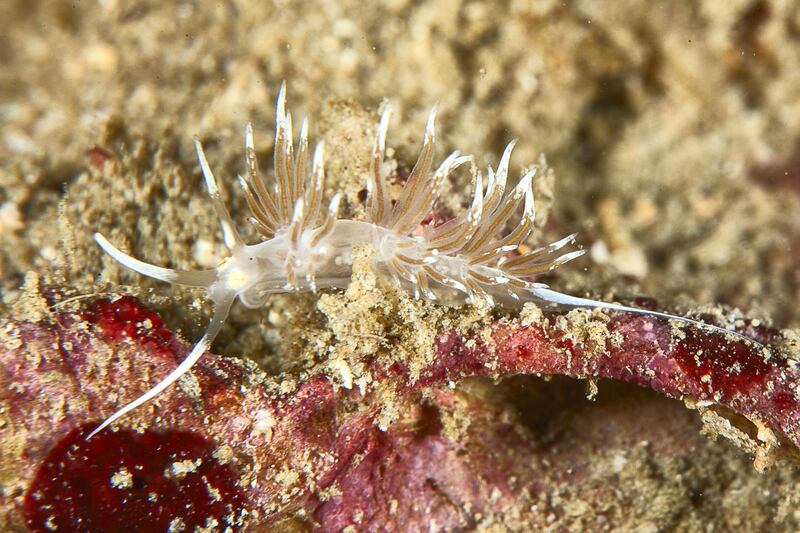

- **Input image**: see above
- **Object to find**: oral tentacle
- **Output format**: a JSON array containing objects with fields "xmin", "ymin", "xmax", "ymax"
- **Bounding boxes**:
[
  {"xmin": 94, "ymin": 233, "xmax": 217, "ymax": 287},
  {"xmin": 87, "ymin": 292, "xmax": 235, "ymax": 439}
]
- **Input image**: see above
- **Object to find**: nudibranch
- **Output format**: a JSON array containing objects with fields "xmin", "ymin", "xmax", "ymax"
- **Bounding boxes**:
[{"xmin": 89, "ymin": 83, "xmax": 762, "ymax": 438}]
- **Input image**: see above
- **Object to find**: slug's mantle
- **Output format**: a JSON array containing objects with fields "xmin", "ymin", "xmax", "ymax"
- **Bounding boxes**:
[{"xmin": 91, "ymin": 84, "xmax": 766, "ymax": 437}]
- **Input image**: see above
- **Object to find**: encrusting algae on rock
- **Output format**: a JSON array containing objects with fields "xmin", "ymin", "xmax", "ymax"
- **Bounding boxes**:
[{"xmin": 0, "ymin": 281, "xmax": 796, "ymax": 530}]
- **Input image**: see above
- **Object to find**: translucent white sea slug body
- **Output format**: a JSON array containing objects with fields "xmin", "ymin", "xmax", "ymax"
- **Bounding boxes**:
[{"xmin": 90, "ymin": 84, "xmax": 761, "ymax": 437}]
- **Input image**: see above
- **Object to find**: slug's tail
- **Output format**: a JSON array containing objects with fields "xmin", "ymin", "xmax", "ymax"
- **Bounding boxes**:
[{"xmin": 529, "ymin": 286, "xmax": 765, "ymax": 348}]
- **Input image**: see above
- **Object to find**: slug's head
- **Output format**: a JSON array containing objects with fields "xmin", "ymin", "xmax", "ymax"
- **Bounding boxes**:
[
  {"xmin": 88, "ymin": 122, "xmax": 267, "ymax": 439},
  {"xmin": 93, "ymin": 133, "xmax": 252, "ymax": 309}
]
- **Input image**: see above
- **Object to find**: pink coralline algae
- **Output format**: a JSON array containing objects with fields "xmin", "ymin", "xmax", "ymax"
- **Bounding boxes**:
[
  {"xmin": 0, "ymin": 294, "xmax": 796, "ymax": 530},
  {"xmin": 429, "ymin": 315, "xmax": 788, "ymax": 429}
]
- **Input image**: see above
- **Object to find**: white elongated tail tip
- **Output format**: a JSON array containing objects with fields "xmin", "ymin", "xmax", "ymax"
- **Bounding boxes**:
[{"xmin": 529, "ymin": 286, "xmax": 765, "ymax": 348}]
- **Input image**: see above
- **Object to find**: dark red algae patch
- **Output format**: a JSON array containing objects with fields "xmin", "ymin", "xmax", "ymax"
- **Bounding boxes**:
[
  {"xmin": 23, "ymin": 425, "xmax": 246, "ymax": 533},
  {"xmin": 86, "ymin": 296, "xmax": 182, "ymax": 358},
  {"xmin": 672, "ymin": 327, "xmax": 774, "ymax": 400}
]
